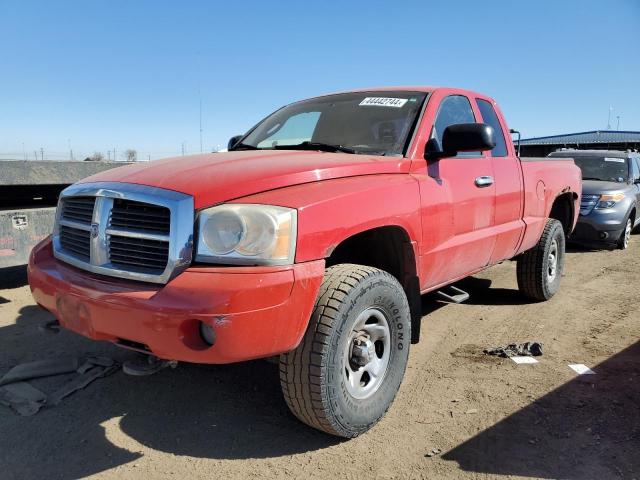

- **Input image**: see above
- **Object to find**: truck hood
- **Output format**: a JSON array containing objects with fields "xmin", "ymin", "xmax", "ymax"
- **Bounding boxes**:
[
  {"xmin": 582, "ymin": 180, "xmax": 630, "ymax": 196},
  {"xmin": 80, "ymin": 150, "xmax": 409, "ymax": 209}
]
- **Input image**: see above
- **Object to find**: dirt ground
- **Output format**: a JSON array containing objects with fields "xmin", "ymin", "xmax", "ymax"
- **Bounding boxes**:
[{"xmin": 0, "ymin": 238, "xmax": 639, "ymax": 480}]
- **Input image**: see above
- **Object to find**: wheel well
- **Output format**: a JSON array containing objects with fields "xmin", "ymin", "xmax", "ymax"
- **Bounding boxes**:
[
  {"xmin": 549, "ymin": 192, "xmax": 575, "ymax": 236},
  {"xmin": 630, "ymin": 207, "xmax": 636, "ymax": 224},
  {"xmin": 326, "ymin": 226, "xmax": 422, "ymax": 343}
]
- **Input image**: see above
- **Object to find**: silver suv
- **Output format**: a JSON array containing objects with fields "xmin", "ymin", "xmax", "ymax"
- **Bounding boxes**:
[{"xmin": 548, "ymin": 149, "xmax": 640, "ymax": 249}]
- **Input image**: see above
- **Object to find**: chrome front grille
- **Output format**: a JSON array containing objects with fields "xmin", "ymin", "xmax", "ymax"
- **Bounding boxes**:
[
  {"xmin": 108, "ymin": 235, "xmax": 170, "ymax": 272},
  {"xmin": 61, "ymin": 197, "xmax": 96, "ymax": 223},
  {"xmin": 110, "ymin": 199, "xmax": 171, "ymax": 234},
  {"xmin": 53, "ymin": 182, "xmax": 194, "ymax": 284},
  {"xmin": 59, "ymin": 225, "xmax": 91, "ymax": 260},
  {"xmin": 580, "ymin": 194, "xmax": 600, "ymax": 215}
]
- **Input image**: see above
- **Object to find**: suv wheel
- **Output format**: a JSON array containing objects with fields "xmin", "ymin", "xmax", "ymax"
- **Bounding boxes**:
[
  {"xmin": 618, "ymin": 218, "xmax": 632, "ymax": 250},
  {"xmin": 280, "ymin": 264, "xmax": 411, "ymax": 438},
  {"xmin": 517, "ymin": 219, "xmax": 565, "ymax": 301}
]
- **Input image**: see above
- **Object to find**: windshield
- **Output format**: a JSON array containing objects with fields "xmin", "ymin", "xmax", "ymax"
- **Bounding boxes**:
[
  {"xmin": 572, "ymin": 156, "xmax": 629, "ymax": 183},
  {"xmin": 235, "ymin": 91, "xmax": 427, "ymax": 156}
]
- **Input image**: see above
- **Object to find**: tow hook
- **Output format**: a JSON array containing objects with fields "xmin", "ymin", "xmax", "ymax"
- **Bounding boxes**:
[
  {"xmin": 123, "ymin": 354, "xmax": 178, "ymax": 376},
  {"xmin": 38, "ymin": 319, "xmax": 61, "ymax": 335}
]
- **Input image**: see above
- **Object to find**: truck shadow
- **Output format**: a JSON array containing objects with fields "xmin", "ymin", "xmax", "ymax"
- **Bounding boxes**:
[
  {"xmin": 420, "ymin": 276, "xmax": 535, "ymax": 312},
  {"xmin": 0, "ymin": 265, "xmax": 29, "ymax": 289},
  {"xmin": 0, "ymin": 306, "xmax": 341, "ymax": 479},
  {"xmin": 442, "ymin": 340, "xmax": 640, "ymax": 479}
]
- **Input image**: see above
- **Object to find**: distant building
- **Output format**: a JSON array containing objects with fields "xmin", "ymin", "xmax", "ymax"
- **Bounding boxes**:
[{"xmin": 518, "ymin": 130, "xmax": 640, "ymax": 157}]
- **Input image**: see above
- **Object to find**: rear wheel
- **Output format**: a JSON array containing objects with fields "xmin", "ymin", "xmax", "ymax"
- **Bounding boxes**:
[
  {"xmin": 617, "ymin": 217, "xmax": 632, "ymax": 250},
  {"xmin": 517, "ymin": 219, "xmax": 565, "ymax": 301},
  {"xmin": 280, "ymin": 264, "xmax": 411, "ymax": 438}
]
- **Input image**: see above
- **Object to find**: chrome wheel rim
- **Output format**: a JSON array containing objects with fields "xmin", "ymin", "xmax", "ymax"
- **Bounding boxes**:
[
  {"xmin": 547, "ymin": 239, "xmax": 558, "ymax": 283},
  {"xmin": 623, "ymin": 219, "xmax": 632, "ymax": 248},
  {"xmin": 343, "ymin": 308, "xmax": 391, "ymax": 400}
]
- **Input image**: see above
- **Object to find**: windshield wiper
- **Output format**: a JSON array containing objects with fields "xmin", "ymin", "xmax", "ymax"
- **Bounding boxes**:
[
  {"xmin": 272, "ymin": 141, "xmax": 356, "ymax": 154},
  {"xmin": 231, "ymin": 142, "xmax": 259, "ymax": 151},
  {"xmin": 582, "ymin": 176, "xmax": 604, "ymax": 181}
]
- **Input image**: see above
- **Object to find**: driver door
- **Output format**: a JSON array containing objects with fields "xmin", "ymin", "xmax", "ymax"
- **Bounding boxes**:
[{"xmin": 416, "ymin": 94, "xmax": 497, "ymax": 289}]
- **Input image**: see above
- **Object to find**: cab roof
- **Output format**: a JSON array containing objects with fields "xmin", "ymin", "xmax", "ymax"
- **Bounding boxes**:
[{"xmin": 306, "ymin": 86, "xmax": 493, "ymax": 103}]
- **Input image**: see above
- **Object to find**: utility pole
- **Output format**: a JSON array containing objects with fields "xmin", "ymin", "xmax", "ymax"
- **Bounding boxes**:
[
  {"xmin": 68, "ymin": 138, "xmax": 73, "ymax": 160},
  {"xmin": 22, "ymin": 142, "xmax": 26, "ymax": 160},
  {"xmin": 197, "ymin": 52, "xmax": 203, "ymax": 153},
  {"xmin": 607, "ymin": 106, "xmax": 613, "ymax": 130},
  {"xmin": 108, "ymin": 151, "xmax": 111, "ymax": 161},
  {"xmin": 113, "ymin": 148, "xmax": 117, "ymax": 161},
  {"xmin": 181, "ymin": 141, "xmax": 186, "ymax": 156},
  {"xmin": 40, "ymin": 148, "xmax": 44, "ymax": 160},
  {"xmin": 148, "ymin": 154, "xmax": 151, "ymax": 161},
  {"xmin": 616, "ymin": 116, "xmax": 620, "ymax": 130},
  {"xmin": 34, "ymin": 150, "xmax": 38, "ymax": 160}
]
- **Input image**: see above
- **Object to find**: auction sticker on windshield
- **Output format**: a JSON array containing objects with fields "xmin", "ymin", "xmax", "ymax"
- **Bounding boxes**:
[
  {"xmin": 359, "ymin": 97, "xmax": 408, "ymax": 108},
  {"xmin": 604, "ymin": 157, "xmax": 625, "ymax": 163}
]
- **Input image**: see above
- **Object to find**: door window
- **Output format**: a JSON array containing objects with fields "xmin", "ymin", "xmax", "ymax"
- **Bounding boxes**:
[
  {"xmin": 631, "ymin": 157, "xmax": 640, "ymax": 181},
  {"xmin": 476, "ymin": 99, "xmax": 508, "ymax": 157},
  {"xmin": 432, "ymin": 95, "xmax": 479, "ymax": 157}
]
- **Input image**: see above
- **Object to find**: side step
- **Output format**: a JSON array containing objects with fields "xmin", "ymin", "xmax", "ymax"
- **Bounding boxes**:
[{"xmin": 436, "ymin": 285, "xmax": 470, "ymax": 304}]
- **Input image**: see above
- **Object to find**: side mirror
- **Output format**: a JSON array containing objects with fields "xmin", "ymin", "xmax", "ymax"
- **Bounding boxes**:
[
  {"xmin": 634, "ymin": 177, "xmax": 640, "ymax": 184},
  {"xmin": 228, "ymin": 135, "xmax": 243, "ymax": 150},
  {"xmin": 425, "ymin": 123, "xmax": 496, "ymax": 160}
]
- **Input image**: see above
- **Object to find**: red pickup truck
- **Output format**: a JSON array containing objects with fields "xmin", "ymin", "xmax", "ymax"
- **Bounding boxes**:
[{"xmin": 28, "ymin": 87, "xmax": 581, "ymax": 437}]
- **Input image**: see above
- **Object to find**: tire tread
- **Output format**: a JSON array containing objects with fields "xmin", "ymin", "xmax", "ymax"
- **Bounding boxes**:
[
  {"xmin": 517, "ymin": 218, "xmax": 563, "ymax": 301},
  {"xmin": 280, "ymin": 263, "xmax": 398, "ymax": 437}
]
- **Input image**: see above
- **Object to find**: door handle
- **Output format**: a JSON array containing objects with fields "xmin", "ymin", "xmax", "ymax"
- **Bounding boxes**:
[{"xmin": 475, "ymin": 176, "xmax": 494, "ymax": 187}]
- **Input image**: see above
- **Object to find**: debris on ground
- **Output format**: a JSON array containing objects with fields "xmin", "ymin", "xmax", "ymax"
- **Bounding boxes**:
[
  {"xmin": 0, "ymin": 355, "xmax": 119, "ymax": 416},
  {"xmin": 510, "ymin": 356, "xmax": 539, "ymax": 365},
  {"xmin": 425, "ymin": 448, "xmax": 442, "ymax": 457},
  {"xmin": 568, "ymin": 364, "xmax": 596, "ymax": 375},
  {"xmin": 483, "ymin": 341, "xmax": 543, "ymax": 358}
]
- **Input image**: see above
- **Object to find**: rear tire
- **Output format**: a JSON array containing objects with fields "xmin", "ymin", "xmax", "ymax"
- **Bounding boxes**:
[
  {"xmin": 280, "ymin": 264, "xmax": 411, "ymax": 438},
  {"xmin": 517, "ymin": 219, "xmax": 565, "ymax": 301}
]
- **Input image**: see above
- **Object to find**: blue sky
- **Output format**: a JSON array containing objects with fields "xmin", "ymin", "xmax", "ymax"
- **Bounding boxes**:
[{"xmin": 1, "ymin": 0, "xmax": 639, "ymax": 160}]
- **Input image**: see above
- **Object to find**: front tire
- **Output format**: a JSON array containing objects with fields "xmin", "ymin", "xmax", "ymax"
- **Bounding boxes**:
[
  {"xmin": 617, "ymin": 217, "xmax": 632, "ymax": 250},
  {"xmin": 280, "ymin": 264, "xmax": 411, "ymax": 438},
  {"xmin": 517, "ymin": 219, "xmax": 565, "ymax": 301}
]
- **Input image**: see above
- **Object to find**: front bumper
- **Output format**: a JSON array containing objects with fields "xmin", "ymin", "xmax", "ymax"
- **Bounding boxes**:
[
  {"xmin": 571, "ymin": 209, "xmax": 627, "ymax": 246},
  {"xmin": 28, "ymin": 238, "xmax": 325, "ymax": 364}
]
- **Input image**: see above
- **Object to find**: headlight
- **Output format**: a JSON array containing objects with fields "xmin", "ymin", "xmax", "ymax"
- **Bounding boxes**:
[
  {"xmin": 595, "ymin": 193, "xmax": 625, "ymax": 209},
  {"xmin": 196, "ymin": 204, "xmax": 297, "ymax": 265}
]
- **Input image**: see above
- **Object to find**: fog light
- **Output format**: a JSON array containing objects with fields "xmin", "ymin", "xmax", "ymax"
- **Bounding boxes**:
[
  {"xmin": 199, "ymin": 321, "xmax": 216, "ymax": 346},
  {"xmin": 599, "ymin": 232, "xmax": 609, "ymax": 239}
]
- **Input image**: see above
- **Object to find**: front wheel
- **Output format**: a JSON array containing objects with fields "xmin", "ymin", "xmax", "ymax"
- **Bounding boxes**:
[
  {"xmin": 280, "ymin": 264, "xmax": 411, "ymax": 438},
  {"xmin": 517, "ymin": 219, "xmax": 566, "ymax": 301},
  {"xmin": 617, "ymin": 217, "xmax": 632, "ymax": 250}
]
